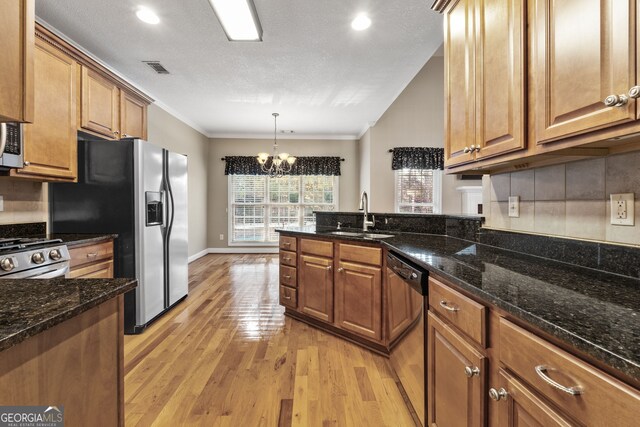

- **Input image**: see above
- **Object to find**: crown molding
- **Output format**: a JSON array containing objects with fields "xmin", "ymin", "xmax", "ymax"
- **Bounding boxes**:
[{"xmin": 208, "ymin": 132, "xmax": 358, "ymax": 141}]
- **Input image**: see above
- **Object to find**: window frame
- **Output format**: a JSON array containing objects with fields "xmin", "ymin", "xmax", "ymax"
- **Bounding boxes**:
[
  {"xmin": 228, "ymin": 175, "xmax": 340, "ymax": 246},
  {"xmin": 394, "ymin": 168, "xmax": 442, "ymax": 214}
]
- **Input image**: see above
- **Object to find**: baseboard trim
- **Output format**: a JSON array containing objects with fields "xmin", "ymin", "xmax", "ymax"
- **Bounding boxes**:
[
  {"xmin": 208, "ymin": 247, "xmax": 279, "ymax": 254},
  {"xmin": 188, "ymin": 249, "xmax": 209, "ymax": 263}
]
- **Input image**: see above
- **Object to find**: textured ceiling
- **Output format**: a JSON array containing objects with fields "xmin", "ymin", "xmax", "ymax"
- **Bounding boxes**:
[{"xmin": 35, "ymin": 0, "xmax": 443, "ymax": 138}]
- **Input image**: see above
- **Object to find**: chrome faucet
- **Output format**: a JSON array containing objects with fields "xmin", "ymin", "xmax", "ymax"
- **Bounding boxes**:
[{"xmin": 359, "ymin": 191, "xmax": 375, "ymax": 231}]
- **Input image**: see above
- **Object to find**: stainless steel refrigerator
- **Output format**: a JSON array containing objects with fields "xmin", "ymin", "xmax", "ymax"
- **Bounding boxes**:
[{"xmin": 50, "ymin": 139, "xmax": 188, "ymax": 334}]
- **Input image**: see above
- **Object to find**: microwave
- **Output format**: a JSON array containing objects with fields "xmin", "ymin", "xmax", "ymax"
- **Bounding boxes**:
[{"xmin": 0, "ymin": 123, "xmax": 24, "ymax": 169}]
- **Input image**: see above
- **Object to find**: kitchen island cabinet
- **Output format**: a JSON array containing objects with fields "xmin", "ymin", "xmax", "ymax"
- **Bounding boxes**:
[{"xmin": 0, "ymin": 277, "xmax": 136, "ymax": 426}]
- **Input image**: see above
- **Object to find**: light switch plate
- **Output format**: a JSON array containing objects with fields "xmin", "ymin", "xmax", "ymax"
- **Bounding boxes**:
[
  {"xmin": 0, "ymin": 195, "xmax": 4, "ymax": 212},
  {"xmin": 610, "ymin": 193, "xmax": 634, "ymax": 226},
  {"xmin": 508, "ymin": 196, "xmax": 520, "ymax": 218}
]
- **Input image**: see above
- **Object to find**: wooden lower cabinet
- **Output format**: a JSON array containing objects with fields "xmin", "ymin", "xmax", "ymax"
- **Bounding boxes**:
[
  {"xmin": 298, "ymin": 254, "xmax": 333, "ymax": 323},
  {"xmin": 334, "ymin": 261, "xmax": 382, "ymax": 341},
  {"xmin": 495, "ymin": 370, "xmax": 573, "ymax": 427},
  {"xmin": 68, "ymin": 239, "xmax": 114, "ymax": 279},
  {"xmin": 427, "ymin": 311, "xmax": 486, "ymax": 427}
]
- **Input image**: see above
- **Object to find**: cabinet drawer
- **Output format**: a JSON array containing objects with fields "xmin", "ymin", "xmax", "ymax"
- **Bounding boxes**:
[
  {"xmin": 69, "ymin": 240, "xmax": 114, "ymax": 269},
  {"xmin": 279, "ymin": 250, "xmax": 296, "ymax": 267},
  {"xmin": 279, "ymin": 285, "xmax": 297, "ymax": 309},
  {"xmin": 500, "ymin": 318, "xmax": 640, "ymax": 426},
  {"xmin": 280, "ymin": 265, "xmax": 296, "ymax": 288},
  {"xmin": 279, "ymin": 235, "xmax": 297, "ymax": 251},
  {"xmin": 68, "ymin": 260, "xmax": 114, "ymax": 279},
  {"xmin": 338, "ymin": 243, "xmax": 381, "ymax": 266},
  {"xmin": 300, "ymin": 239, "xmax": 333, "ymax": 258},
  {"xmin": 429, "ymin": 277, "xmax": 486, "ymax": 347}
]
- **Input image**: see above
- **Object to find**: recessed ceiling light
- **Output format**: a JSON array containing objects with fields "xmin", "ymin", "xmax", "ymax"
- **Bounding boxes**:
[
  {"xmin": 208, "ymin": 0, "xmax": 263, "ymax": 41},
  {"xmin": 351, "ymin": 13, "xmax": 371, "ymax": 31},
  {"xmin": 136, "ymin": 6, "xmax": 160, "ymax": 25}
]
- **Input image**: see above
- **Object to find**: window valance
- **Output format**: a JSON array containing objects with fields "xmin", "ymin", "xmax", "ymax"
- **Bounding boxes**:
[
  {"xmin": 224, "ymin": 156, "xmax": 341, "ymax": 176},
  {"xmin": 391, "ymin": 147, "xmax": 444, "ymax": 170}
]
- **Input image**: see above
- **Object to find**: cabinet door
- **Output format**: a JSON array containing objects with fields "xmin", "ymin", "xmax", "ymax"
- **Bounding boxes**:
[
  {"xmin": 14, "ymin": 38, "xmax": 77, "ymax": 181},
  {"xmin": 0, "ymin": 0, "xmax": 34, "ymax": 123},
  {"xmin": 444, "ymin": 0, "xmax": 476, "ymax": 167},
  {"xmin": 299, "ymin": 255, "xmax": 333, "ymax": 323},
  {"xmin": 495, "ymin": 371, "xmax": 573, "ymax": 427},
  {"xmin": 530, "ymin": 0, "xmax": 635, "ymax": 145},
  {"xmin": 474, "ymin": 0, "xmax": 525, "ymax": 159},
  {"xmin": 427, "ymin": 311, "xmax": 486, "ymax": 427},
  {"xmin": 335, "ymin": 261, "xmax": 382, "ymax": 341},
  {"xmin": 386, "ymin": 268, "xmax": 420, "ymax": 342},
  {"xmin": 80, "ymin": 66, "xmax": 119, "ymax": 139},
  {"xmin": 120, "ymin": 90, "xmax": 147, "ymax": 139}
]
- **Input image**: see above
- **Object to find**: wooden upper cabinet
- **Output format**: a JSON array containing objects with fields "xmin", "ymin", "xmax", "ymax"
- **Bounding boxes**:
[
  {"xmin": 334, "ymin": 261, "xmax": 382, "ymax": 341},
  {"xmin": 444, "ymin": 0, "xmax": 475, "ymax": 167},
  {"xmin": 0, "ymin": 0, "xmax": 34, "ymax": 123},
  {"xmin": 298, "ymin": 255, "xmax": 334, "ymax": 323},
  {"xmin": 427, "ymin": 311, "xmax": 486, "ymax": 427},
  {"xmin": 474, "ymin": 0, "xmax": 525, "ymax": 159},
  {"xmin": 120, "ymin": 90, "xmax": 147, "ymax": 139},
  {"xmin": 530, "ymin": 0, "xmax": 636, "ymax": 145},
  {"xmin": 80, "ymin": 66, "xmax": 120, "ymax": 139},
  {"xmin": 13, "ymin": 36, "xmax": 77, "ymax": 181}
]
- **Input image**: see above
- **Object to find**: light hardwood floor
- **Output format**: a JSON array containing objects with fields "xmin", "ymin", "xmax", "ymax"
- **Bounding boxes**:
[{"xmin": 124, "ymin": 254, "xmax": 417, "ymax": 426}]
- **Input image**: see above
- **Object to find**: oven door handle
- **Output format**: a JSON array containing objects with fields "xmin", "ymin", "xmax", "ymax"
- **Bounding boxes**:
[
  {"xmin": 4, "ymin": 262, "xmax": 70, "ymax": 279},
  {"xmin": 35, "ymin": 264, "xmax": 69, "ymax": 279},
  {"xmin": 0, "ymin": 123, "xmax": 6, "ymax": 159}
]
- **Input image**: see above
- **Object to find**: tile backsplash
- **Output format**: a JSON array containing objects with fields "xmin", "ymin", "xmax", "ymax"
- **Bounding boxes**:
[
  {"xmin": 483, "ymin": 151, "xmax": 640, "ymax": 246},
  {"xmin": 0, "ymin": 179, "xmax": 48, "ymax": 226}
]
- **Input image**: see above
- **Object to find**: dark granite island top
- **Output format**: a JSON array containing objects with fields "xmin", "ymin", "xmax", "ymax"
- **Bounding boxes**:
[
  {"xmin": 47, "ymin": 233, "xmax": 118, "ymax": 246},
  {"xmin": 0, "ymin": 277, "xmax": 136, "ymax": 352},
  {"xmin": 277, "ymin": 226, "xmax": 640, "ymax": 385}
]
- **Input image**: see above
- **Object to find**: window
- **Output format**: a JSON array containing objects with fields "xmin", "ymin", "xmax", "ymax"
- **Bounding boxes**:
[
  {"xmin": 229, "ymin": 175, "xmax": 338, "ymax": 244},
  {"xmin": 395, "ymin": 169, "xmax": 442, "ymax": 213}
]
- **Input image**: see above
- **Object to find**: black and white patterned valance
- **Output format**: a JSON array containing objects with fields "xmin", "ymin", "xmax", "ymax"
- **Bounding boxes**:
[
  {"xmin": 391, "ymin": 147, "xmax": 444, "ymax": 170},
  {"xmin": 224, "ymin": 156, "xmax": 341, "ymax": 176}
]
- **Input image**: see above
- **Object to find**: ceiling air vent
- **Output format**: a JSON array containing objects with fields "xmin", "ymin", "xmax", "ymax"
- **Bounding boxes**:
[{"xmin": 143, "ymin": 61, "xmax": 170, "ymax": 74}]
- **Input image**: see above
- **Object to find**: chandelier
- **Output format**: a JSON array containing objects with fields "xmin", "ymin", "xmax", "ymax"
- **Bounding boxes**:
[{"xmin": 257, "ymin": 113, "xmax": 296, "ymax": 178}]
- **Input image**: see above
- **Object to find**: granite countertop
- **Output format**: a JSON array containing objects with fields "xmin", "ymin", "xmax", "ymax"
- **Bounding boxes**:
[
  {"xmin": 47, "ymin": 233, "xmax": 118, "ymax": 247},
  {"xmin": 0, "ymin": 278, "xmax": 136, "ymax": 352},
  {"xmin": 278, "ymin": 226, "xmax": 640, "ymax": 384}
]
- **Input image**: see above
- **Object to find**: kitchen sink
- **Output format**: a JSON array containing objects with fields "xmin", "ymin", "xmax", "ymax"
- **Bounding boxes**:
[{"xmin": 329, "ymin": 231, "xmax": 394, "ymax": 239}]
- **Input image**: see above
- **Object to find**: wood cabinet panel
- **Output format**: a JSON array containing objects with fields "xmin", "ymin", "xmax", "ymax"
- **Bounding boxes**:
[
  {"xmin": 0, "ymin": 0, "xmax": 34, "ymax": 123},
  {"xmin": 298, "ymin": 255, "xmax": 333, "ymax": 323},
  {"xmin": 338, "ymin": 243, "xmax": 381, "ymax": 266},
  {"xmin": 14, "ymin": 37, "xmax": 77, "ymax": 181},
  {"xmin": 120, "ymin": 90, "xmax": 147, "ymax": 139},
  {"xmin": 334, "ymin": 261, "xmax": 382, "ymax": 341},
  {"xmin": 429, "ymin": 277, "xmax": 487, "ymax": 347},
  {"xmin": 80, "ymin": 66, "xmax": 119, "ymax": 139},
  {"xmin": 279, "ymin": 235, "xmax": 297, "ymax": 252},
  {"xmin": 444, "ymin": 0, "xmax": 476, "ymax": 167},
  {"xmin": 427, "ymin": 311, "xmax": 486, "ymax": 427},
  {"xmin": 499, "ymin": 318, "xmax": 640, "ymax": 426},
  {"xmin": 530, "ymin": 0, "xmax": 636, "ymax": 145},
  {"xmin": 279, "ymin": 250, "xmax": 296, "ymax": 267},
  {"xmin": 474, "ymin": 0, "xmax": 525, "ymax": 159},
  {"xmin": 300, "ymin": 238, "xmax": 333, "ymax": 258}
]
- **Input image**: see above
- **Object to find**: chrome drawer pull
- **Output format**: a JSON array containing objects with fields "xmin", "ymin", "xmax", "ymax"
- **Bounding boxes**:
[
  {"xmin": 534, "ymin": 365, "xmax": 583, "ymax": 395},
  {"xmin": 439, "ymin": 300, "xmax": 460, "ymax": 312},
  {"xmin": 87, "ymin": 253, "xmax": 98, "ymax": 258},
  {"xmin": 489, "ymin": 388, "xmax": 508, "ymax": 401},
  {"xmin": 283, "ymin": 257, "xmax": 291, "ymax": 262},
  {"xmin": 283, "ymin": 295, "xmax": 291, "ymax": 300},
  {"xmin": 283, "ymin": 275, "xmax": 291, "ymax": 279},
  {"xmin": 464, "ymin": 366, "xmax": 480, "ymax": 377},
  {"xmin": 283, "ymin": 242, "xmax": 291, "ymax": 246}
]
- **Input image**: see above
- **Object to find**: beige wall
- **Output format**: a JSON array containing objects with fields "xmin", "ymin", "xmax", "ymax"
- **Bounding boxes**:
[
  {"xmin": 359, "ymin": 55, "xmax": 481, "ymax": 213},
  {"xmin": 0, "ymin": 180, "xmax": 48, "ymax": 226},
  {"xmin": 147, "ymin": 104, "xmax": 210, "ymax": 257},
  {"xmin": 483, "ymin": 151, "xmax": 640, "ymax": 246},
  {"xmin": 207, "ymin": 138, "xmax": 359, "ymax": 248}
]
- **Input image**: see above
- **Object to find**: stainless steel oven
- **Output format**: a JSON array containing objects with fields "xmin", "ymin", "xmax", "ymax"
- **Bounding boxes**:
[
  {"xmin": 0, "ymin": 122, "xmax": 25, "ymax": 169},
  {"xmin": 0, "ymin": 239, "xmax": 71, "ymax": 279},
  {"xmin": 387, "ymin": 251, "xmax": 428, "ymax": 426}
]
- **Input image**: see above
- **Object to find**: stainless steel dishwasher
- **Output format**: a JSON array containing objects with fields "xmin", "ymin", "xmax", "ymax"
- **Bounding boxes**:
[{"xmin": 387, "ymin": 251, "xmax": 428, "ymax": 426}]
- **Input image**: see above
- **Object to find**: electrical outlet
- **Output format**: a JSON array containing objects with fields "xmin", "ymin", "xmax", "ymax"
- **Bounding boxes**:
[
  {"xmin": 219, "ymin": 234, "xmax": 224, "ymax": 240},
  {"xmin": 610, "ymin": 193, "xmax": 634, "ymax": 226},
  {"xmin": 508, "ymin": 196, "xmax": 520, "ymax": 218}
]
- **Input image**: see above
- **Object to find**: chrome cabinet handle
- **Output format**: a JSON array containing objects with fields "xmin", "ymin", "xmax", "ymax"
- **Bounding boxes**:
[
  {"xmin": 604, "ymin": 94, "xmax": 629, "ymax": 107},
  {"xmin": 534, "ymin": 365, "xmax": 583, "ymax": 395},
  {"xmin": 87, "ymin": 253, "xmax": 98, "ymax": 258},
  {"xmin": 327, "ymin": 265, "xmax": 332, "ymax": 271},
  {"xmin": 489, "ymin": 388, "xmax": 508, "ymax": 401},
  {"xmin": 474, "ymin": 146, "xmax": 481, "ymax": 152},
  {"xmin": 23, "ymin": 161, "xmax": 31, "ymax": 167},
  {"xmin": 464, "ymin": 366, "xmax": 480, "ymax": 377},
  {"xmin": 283, "ymin": 257, "xmax": 291, "ymax": 261},
  {"xmin": 439, "ymin": 300, "xmax": 460, "ymax": 312},
  {"xmin": 337, "ymin": 267, "xmax": 344, "ymax": 272},
  {"xmin": 113, "ymin": 130, "xmax": 120, "ymax": 135},
  {"xmin": 463, "ymin": 146, "xmax": 471, "ymax": 153},
  {"xmin": 283, "ymin": 275, "xmax": 291, "ymax": 279},
  {"xmin": 0, "ymin": 123, "xmax": 6, "ymax": 158},
  {"xmin": 629, "ymin": 86, "xmax": 640, "ymax": 99},
  {"xmin": 283, "ymin": 294, "xmax": 291, "ymax": 300},
  {"xmin": 283, "ymin": 242, "xmax": 291, "ymax": 246}
]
